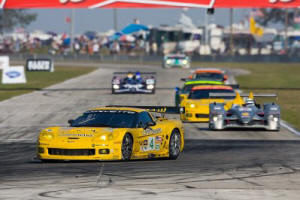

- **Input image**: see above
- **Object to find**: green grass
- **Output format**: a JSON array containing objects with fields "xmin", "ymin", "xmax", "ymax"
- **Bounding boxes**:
[
  {"xmin": 0, "ymin": 66, "xmax": 96, "ymax": 101},
  {"xmin": 190, "ymin": 62, "xmax": 300, "ymax": 130}
]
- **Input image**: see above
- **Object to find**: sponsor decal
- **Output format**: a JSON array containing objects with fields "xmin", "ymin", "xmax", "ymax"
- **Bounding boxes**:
[
  {"xmin": 2, "ymin": 66, "xmax": 27, "ymax": 84},
  {"xmin": 26, "ymin": 59, "xmax": 54, "ymax": 72},
  {"xmin": 143, "ymin": 128, "xmax": 162, "ymax": 136},
  {"xmin": 155, "ymin": 144, "xmax": 160, "ymax": 150},
  {"xmin": 5, "ymin": 71, "xmax": 20, "ymax": 78},
  {"xmin": 155, "ymin": 136, "xmax": 162, "ymax": 143},
  {"xmin": 60, "ymin": 133, "xmax": 94, "ymax": 137}
]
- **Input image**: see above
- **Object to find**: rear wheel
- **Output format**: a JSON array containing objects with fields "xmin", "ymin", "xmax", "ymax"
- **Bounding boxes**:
[
  {"xmin": 169, "ymin": 129, "xmax": 181, "ymax": 160},
  {"xmin": 121, "ymin": 133, "xmax": 133, "ymax": 160}
]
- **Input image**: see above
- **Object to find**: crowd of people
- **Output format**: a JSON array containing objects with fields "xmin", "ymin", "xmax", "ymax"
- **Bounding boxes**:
[{"xmin": 0, "ymin": 31, "xmax": 152, "ymax": 56}]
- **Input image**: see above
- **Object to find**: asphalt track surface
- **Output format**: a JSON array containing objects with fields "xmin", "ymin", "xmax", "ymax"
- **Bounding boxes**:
[{"xmin": 1, "ymin": 64, "xmax": 300, "ymax": 200}]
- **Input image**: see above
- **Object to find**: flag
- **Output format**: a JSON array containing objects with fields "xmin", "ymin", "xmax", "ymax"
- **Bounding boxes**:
[
  {"xmin": 250, "ymin": 17, "xmax": 264, "ymax": 37},
  {"xmin": 294, "ymin": 16, "xmax": 300, "ymax": 24},
  {"xmin": 250, "ymin": 9, "xmax": 264, "ymax": 17},
  {"xmin": 66, "ymin": 16, "xmax": 71, "ymax": 23}
]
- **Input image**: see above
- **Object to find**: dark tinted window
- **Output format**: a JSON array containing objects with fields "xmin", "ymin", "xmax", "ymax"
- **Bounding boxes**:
[
  {"xmin": 182, "ymin": 84, "xmax": 198, "ymax": 93},
  {"xmin": 167, "ymin": 56, "xmax": 186, "ymax": 60},
  {"xmin": 194, "ymin": 73, "xmax": 224, "ymax": 81},
  {"xmin": 138, "ymin": 111, "xmax": 154, "ymax": 128},
  {"xmin": 189, "ymin": 89, "xmax": 235, "ymax": 100},
  {"xmin": 71, "ymin": 110, "xmax": 138, "ymax": 128}
]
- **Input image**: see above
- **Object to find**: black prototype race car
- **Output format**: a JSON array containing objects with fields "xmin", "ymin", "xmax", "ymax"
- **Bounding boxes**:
[{"xmin": 111, "ymin": 72, "xmax": 156, "ymax": 94}]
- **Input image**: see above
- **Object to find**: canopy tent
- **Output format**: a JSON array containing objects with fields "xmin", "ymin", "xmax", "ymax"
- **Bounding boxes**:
[
  {"xmin": 1, "ymin": 0, "xmax": 300, "ymax": 9},
  {"xmin": 121, "ymin": 24, "xmax": 149, "ymax": 34}
]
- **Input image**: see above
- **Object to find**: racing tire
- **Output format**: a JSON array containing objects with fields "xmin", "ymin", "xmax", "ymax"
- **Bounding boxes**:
[
  {"xmin": 169, "ymin": 129, "xmax": 181, "ymax": 160},
  {"xmin": 121, "ymin": 133, "xmax": 133, "ymax": 161}
]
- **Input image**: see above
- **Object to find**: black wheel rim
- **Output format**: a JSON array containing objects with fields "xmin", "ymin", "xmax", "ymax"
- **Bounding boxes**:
[
  {"xmin": 122, "ymin": 135, "xmax": 132, "ymax": 160},
  {"xmin": 170, "ymin": 132, "xmax": 180, "ymax": 157}
]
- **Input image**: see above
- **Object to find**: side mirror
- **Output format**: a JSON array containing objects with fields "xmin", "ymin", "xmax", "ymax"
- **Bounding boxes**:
[
  {"xmin": 68, "ymin": 119, "xmax": 74, "ymax": 125},
  {"xmin": 175, "ymin": 87, "xmax": 180, "ymax": 92},
  {"xmin": 180, "ymin": 78, "xmax": 187, "ymax": 82},
  {"xmin": 144, "ymin": 121, "xmax": 156, "ymax": 129}
]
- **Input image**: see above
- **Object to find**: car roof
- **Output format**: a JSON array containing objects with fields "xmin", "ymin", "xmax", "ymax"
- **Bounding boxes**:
[
  {"xmin": 193, "ymin": 68, "xmax": 224, "ymax": 74},
  {"xmin": 90, "ymin": 107, "xmax": 144, "ymax": 113},
  {"xmin": 184, "ymin": 80, "xmax": 223, "ymax": 85},
  {"xmin": 191, "ymin": 85, "xmax": 233, "ymax": 91}
]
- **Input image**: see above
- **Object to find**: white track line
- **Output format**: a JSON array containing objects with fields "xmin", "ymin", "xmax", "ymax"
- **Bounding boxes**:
[{"xmin": 280, "ymin": 120, "xmax": 300, "ymax": 136}]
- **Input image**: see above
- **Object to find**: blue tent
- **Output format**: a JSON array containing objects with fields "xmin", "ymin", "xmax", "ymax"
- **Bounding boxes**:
[{"xmin": 121, "ymin": 24, "xmax": 149, "ymax": 35}]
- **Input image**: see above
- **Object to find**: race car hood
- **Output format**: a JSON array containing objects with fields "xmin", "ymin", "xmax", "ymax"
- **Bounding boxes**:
[
  {"xmin": 184, "ymin": 99, "xmax": 229, "ymax": 113},
  {"xmin": 39, "ymin": 127, "xmax": 121, "ymax": 145}
]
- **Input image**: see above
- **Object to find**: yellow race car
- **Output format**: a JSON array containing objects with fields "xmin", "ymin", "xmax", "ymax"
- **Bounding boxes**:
[
  {"xmin": 180, "ymin": 85, "xmax": 235, "ymax": 122},
  {"xmin": 37, "ymin": 106, "xmax": 184, "ymax": 161}
]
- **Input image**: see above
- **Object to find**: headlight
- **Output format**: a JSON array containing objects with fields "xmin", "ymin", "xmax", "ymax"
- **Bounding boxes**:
[
  {"xmin": 40, "ymin": 132, "xmax": 54, "ymax": 140},
  {"xmin": 213, "ymin": 114, "xmax": 223, "ymax": 121},
  {"xmin": 182, "ymin": 60, "xmax": 188, "ymax": 65},
  {"xmin": 113, "ymin": 84, "xmax": 119, "ymax": 89},
  {"xmin": 99, "ymin": 134, "xmax": 113, "ymax": 141},
  {"xmin": 147, "ymin": 84, "xmax": 154, "ymax": 90},
  {"xmin": 166, "ymin": 60, "xmax": 172, "ymax": 64},
  {"xmin": 100, "ymin": 135, "xmax": 107, "ymax": 141},
  {"xmin": 189, "ymin": 103, "xmax": 196, "ymax": 108}
]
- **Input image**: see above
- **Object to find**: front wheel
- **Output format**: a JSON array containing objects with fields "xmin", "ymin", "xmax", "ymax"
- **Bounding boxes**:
[
  {"xmin": 169, "ymin": 130, "xmax": 181, "ymax": 160},
  {"xmin": 121, "ymin": 133, "xmax": 133, "ymax": 160}
]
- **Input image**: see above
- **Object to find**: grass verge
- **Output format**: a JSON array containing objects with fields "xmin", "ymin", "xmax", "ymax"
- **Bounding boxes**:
[{"xmin": 0, "ymin": 66, "xmax": 96, "ymax": 101}]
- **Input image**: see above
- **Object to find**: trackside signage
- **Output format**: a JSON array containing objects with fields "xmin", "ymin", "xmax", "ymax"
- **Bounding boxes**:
[
  {"xmin": 0, "ymin": 56, "xmax": 9, "ymax": 70},
  {"xmin": 2, "ymin": 66, "xmax": 27, "ymax": 84},
  {"xmin": 26, "ymin": 59, "xmax": 54, "ymax": 72}
]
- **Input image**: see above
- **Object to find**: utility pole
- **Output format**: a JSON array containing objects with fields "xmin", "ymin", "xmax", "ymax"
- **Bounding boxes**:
[
  {"xmin": 284, "ymin": 9, "xmax": 288, "ymax": 51},
  {"xmin": 113, "ymin": 9, "xmax": 118, "ymax": 31},
  {"xmin": 204, "ymin": 10, "xmax": 209, "ymax": 54},
  {"xmin": 230, "ymin": 8, "xmax": 234, "ymax": 55},
  {"xmin": 70, "ymin": 9, "xmax": 75, "ymax": 53}
]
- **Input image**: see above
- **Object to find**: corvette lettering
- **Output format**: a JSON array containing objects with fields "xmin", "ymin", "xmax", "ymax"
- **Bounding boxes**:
[{"xmin": 60, "ymin": 133, "xmax": 94, "ymax": 137}]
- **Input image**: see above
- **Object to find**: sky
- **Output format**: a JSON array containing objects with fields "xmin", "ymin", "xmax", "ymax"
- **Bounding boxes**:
[{"xmin": 26, "ymin": 8, "xmax": 250, "ymax": 34}]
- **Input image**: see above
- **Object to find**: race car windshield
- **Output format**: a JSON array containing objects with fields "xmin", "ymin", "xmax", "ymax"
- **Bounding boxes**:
[
  {"xmin": 167, "ymin": 56, "xmax": 186, "ymax": 60},
  {"xmin": 194, "ymin": 73, "xmax": 224, "ymax": 81},
  {"xmin": 71, "ymin": 110, "xmax": 138, "ymax": 128},
  {"xmin": 189, "ymin": 89, "xmax": 235, "ymax": 100}
]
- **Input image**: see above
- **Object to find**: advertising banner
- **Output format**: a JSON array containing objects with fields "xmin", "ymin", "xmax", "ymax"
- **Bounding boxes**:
[
  {"xmin": 0, "ymin": 0, "xmax": 300, "ymax": 9},
  {"xmin": 2, "ymin": 66, "xmax": 27, "ymax": 84},
  {"xmin": 0, "ymin": 56, "xmax": 9, "ymax": 70},
  {"xmin": 26, "ymin": 59, "xmax": 54, "ymax": 72}
]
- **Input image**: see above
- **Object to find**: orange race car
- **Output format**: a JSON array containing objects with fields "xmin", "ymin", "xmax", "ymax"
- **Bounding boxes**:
[{"xmin": 181, "ymin": 68, "xmax": 228, "ymax": 83}]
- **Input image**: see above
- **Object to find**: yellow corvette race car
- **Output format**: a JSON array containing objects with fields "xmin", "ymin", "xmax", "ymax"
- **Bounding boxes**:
[
  {"xmin": 180, "ymin": 85, "xmax": 235, "ymax": 122},
  {"xmin": 37, "ymin": 106, "xmax": 184, "ymax": 161}
]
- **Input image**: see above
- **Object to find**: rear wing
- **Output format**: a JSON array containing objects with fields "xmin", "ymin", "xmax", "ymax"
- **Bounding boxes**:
[
  {"xmin": 209, "ymin": 93, "xmax": 277, "ymax": 98},
  {"xmin": 113, "ymin": 72, "xmax": 156, "ymax": 75},
  {"xmin": 106, "ymin": 105, "xmax": 185, "ymax": 114}
]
